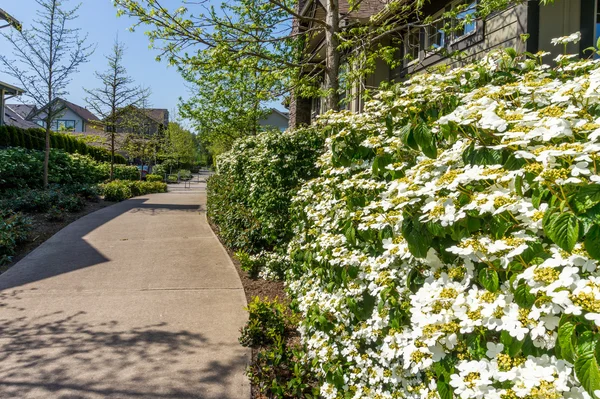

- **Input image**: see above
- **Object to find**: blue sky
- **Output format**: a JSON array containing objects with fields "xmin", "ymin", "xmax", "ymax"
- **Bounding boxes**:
[{"xmin": 0, "ymin": 0, "xmax": 201, "ymax": 127}]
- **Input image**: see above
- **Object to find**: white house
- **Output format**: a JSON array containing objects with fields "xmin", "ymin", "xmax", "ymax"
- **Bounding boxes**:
[
  {"xmin": 258, "ymin": 108, "xmax": 289, "ymax": 132},
  {"xmin": 10, "ymin": 98, "xmax": 101, "ymax": 133}
]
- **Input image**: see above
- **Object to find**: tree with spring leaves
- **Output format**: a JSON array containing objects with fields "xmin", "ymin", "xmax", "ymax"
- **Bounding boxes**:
[
  {"xmin": 179, "ymin": 61, "xmax": 274, "ymax": 155},
  {"xmin": 84, "ymin": 37, "xmax": 151, "ymax": 180},
  {"xmin": 0, "ymin": 0, "xmax": 94, "ymax": 188},
  {"xmin": 113, "ymin": 0, "xmax": 555, "ymax": 123}
]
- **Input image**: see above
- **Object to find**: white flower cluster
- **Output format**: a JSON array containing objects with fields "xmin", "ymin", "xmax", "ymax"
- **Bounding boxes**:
[{"xmin": 286, "ymin": 48, "xmax": 600, "ymax": 399}]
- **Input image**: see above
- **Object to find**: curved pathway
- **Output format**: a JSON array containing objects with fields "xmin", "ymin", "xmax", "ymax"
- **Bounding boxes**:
[{"xmin": 0, "ymin": 183, "xmax": 250, "ymax": 398}]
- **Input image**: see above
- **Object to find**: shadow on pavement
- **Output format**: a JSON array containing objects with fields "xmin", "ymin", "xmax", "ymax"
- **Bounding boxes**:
[
  {"xmin": 0, "ymin": 199, "xmax": 200, "ymax": 292},
  {"xmin": 0, "ymin": 303, "xmax": 244, "ymax": 398}
]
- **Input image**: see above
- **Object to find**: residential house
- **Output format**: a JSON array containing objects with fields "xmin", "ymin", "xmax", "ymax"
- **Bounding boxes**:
[
  {"xmin": 0, "ymin": 80, "xmax": 30, "ymax": 128},
  {"xmin": 290, "ymin": 0, "xmax": 599, "ymax": 127},
  {"xmin": 259, "ymin": 108, "xmax": 290, "ymax": 131},
  {"xmin": 4, "ymin": 104, "xmax": 39, "ymax": 129},
  {"xmin": 20, "ymin": 98, "xmax": 101, "ymax": 133},
  {"xmin": 114, "ymin": 106, "xmax": 169, "ymax": 136}
]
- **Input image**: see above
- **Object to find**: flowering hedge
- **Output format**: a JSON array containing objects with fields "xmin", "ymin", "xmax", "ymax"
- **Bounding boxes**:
[
  {"xmin": 207, "ymin": 128, "xmax": 325, "ymax": 253},
  {"xmin": 287, "ymin": 46, "xmax": 600, "ymax": 399}
]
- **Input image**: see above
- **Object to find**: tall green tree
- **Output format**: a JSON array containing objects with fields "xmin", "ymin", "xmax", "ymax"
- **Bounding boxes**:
[
  {"xmin": 179, "ymin": 62, "xmax": 273, "ymax": 155},
  {"xmin": 1, "ymin": 0, "xmax": 94, "ymax": 188},
  {"xmin": 161, "ymin": 122, "xmax": 197, "ymax": 168},
  {"xmin": 114, "ymin": 0, "xmax": 555, "ymax": 124},
  {"xmin": 84, "ymin": 37, "xmax": 150, "ymax": 180}
]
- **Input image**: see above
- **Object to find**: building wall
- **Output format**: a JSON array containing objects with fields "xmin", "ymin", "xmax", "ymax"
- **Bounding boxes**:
[
  {"xmin": 259, "ymin": 111, "xmax": 289, "ymax": 131},
  {"xmin": 538, "ymin": 0, "xmax": 581, "ymax": 58},
  {"xmin": 301, "ymin": 0, "xmax": 593, "ymax": 125},
  {"xmin": 31, "ymin": 107, "xmax": 86, "ymax": 132}
]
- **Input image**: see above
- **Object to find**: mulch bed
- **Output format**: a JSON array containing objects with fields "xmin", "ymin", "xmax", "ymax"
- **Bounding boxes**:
[
  {"xmin": 208, "ymin": 219, "xmax": 287, "ymax": 303},
  {"xmin": 0, "ymin": 199, "xmax": 114, "ymax": 275}
]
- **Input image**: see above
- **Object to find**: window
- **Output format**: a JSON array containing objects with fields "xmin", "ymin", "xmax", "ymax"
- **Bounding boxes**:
[
  {"xmin": 427, "ymin": 18, "xmax": 446, "ymax": 51},
  {"xmin": 404, "ymin": 28, "xmax": 421, "ymax": 66},
  {"xmin": 311, "ymin": 97, "xmax": 322, "ymax": 119},
  {"xmin": 57, "ymin": 120, "xmax": 76, "ymax": 131},
  {"xmin": 453, "ymin": 0, "xmax": 477, "ymax": 40}
]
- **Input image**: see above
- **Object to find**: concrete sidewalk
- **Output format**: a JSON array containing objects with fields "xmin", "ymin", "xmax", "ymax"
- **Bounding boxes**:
[{"xmin": 0, "ymin": 192, "xmax": 250, "ymax": 398}]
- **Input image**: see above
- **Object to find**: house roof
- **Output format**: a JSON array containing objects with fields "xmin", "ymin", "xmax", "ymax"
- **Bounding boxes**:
[
  {"xmin": 61, "ymin": 99, "xmax": 100, "ymax": 122},
  {"xmin": 4, "ymin": 105, "xmax": 40, "ymax": 129},
  {"xmin": 30, "ymin": 98, "xmax": 100, "ymax": 122},
  {"xmin": 6, "ymin": 103, "xmax": 35, "ymax": 120},
  {"xmin": 337, "ymin": 0, "xmax": 389, "ymax": 20},
  {"xmin": 0, "ymin": 8, "xmax": 22, "ymax": 31},
  {"xmin": 144, "ymin": 109, "xmax": 169, "ymax": 125},
  {"xmin": 270, "ymin": 108, "xmax": 290, "ymax": 120}
]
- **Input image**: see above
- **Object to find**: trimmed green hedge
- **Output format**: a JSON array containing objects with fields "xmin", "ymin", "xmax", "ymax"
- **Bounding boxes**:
[
  {"xmin": 100, "ymin": 180, "xmax": 168, "ymax": 201},
  {"xmin": 207, "ymin": 128, "xmax": 325, "ymax": 253},
  {"xmin": 0, "ymin": 147, "xmax": 139, "ymax": 190},
  {"xmin": 0, "ymin": 125, "xmax": 126, "ymax": 164}
]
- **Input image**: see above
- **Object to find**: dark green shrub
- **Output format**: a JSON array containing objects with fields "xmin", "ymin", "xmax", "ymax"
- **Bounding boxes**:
[
  {"xmin": 248, "ymin": 342, "xmax": 317, "ymax": 399},
  {"xmin": 45, "ymin": 206, "xmax": 66, "ymax": 222},
  {"xmin": 145, "ymin": 174, "xmax": 163, "ymax": 182},
  {"xmin": 207, "ymin": 128, "xmax": 325, "ymax": 254},
  {"xmin": 56, "ymin": 194, "xmax": 85, "ymax": 212},
  {"xmin": 178, "ymin": 169, "xmax": 192, "ymax": 180},
  {"xmin": 0, "ymin": 147, "xmax": 43, "ymax": 189},
  {"xmin": 96, "ymin": 163, "xmax": 139, "ymax": 181},
  {"xmin": 166, "ymin": 174, "xmax": 178, "ymax": 183},
  {"xmin": 100, "ymin": 180, "xmax": 167, "ymax": 201},
  {"xmin": 236, "ymin": 251, "xmax": 263, "ymax": 279},
  {"xmin": 239, "ymin": 297, "xmax": 287, "ymax": 348},
  {"xmin": 0, "ymin": 126, "xmax": 125, "ymax": 164},
  {"xmin": 0, "ymin": 210, "xmax": 32, "ymax": 265},
  {"xmin": 62, "ymin": 184, "xmax": 100, "ymax": 201},
  {"xmin": 0, "ymin": 188, "xmax": 85, "ymax": 213},
  {"xmin": 101, "ymin": 181, "xmax": 132, "ymax": 202},
  {"xmin": 0, "ymin": 126, "xmax": 8, "ymax": 147}
]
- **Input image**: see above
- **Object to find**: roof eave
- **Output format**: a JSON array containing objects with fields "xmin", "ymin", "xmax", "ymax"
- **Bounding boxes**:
[
  {"xmin": 0, "ymin": 80, "xmax": 25, "ymax": 96},
  {"xmin": 0, "ymin": 8, "xmax": 22, "ymax": 31}
]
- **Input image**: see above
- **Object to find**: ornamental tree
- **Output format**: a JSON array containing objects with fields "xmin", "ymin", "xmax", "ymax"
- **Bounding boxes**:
[{"xmin": 0, "ymin": 0, "xmax": 94, "ymax": 188}]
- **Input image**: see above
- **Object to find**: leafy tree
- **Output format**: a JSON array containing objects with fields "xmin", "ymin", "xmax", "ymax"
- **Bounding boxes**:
[
  {"xmin": 1, "ymin": 0, "xmax": 94, "ymax": 188},
  {"xmin": 84, "ymin": 36, "xmax": 150, "ymax": 180},
  {"xmin": 113, "ymin": 0, "xmax": 552, "ymax": 118},
  {"xmin": 179, "ymin": 64, "xmax": 273, "ymax": 155},
  {"xmin": 160, "ymin": 122, "xmax": 198, "ymax": 169}
]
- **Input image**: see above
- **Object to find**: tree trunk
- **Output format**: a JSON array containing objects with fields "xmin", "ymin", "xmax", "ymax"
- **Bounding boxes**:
[
  {"xmin": 110, "ymin": 130, "xmax": 115, "ymax": 180},
  {"xmin": 324, "ymin": 0, "xmax": 340, "ymax": 112},
  {"xmin": 43, "ymin": 127, "xmax": 50, "ymax": 188}
]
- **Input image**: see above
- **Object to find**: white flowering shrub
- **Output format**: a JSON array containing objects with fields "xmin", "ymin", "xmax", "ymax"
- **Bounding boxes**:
[{"xmin": 287, "ymin": 47, "xmax": 600, "ymax": 399}]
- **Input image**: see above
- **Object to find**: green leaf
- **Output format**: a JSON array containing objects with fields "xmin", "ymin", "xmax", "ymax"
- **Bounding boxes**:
[
  {"xmin": 436, "ymin": 380, "xmax": 454, "ymax": 399},
  {"xmin": 557, "ymin": 320, "xmax": 577, "ymax": 363},
  {"xmin": 402, "ymin": 217, "xmax": 432, "ymax": 258},
  {"xmin": 413, "ymin": 123, "xmax": 437, "ymax": 159},
  {"xmin": 575, "ymin": 337, "xmax": 600, "ymax": 398},
  {"xmin": 503, "ymin": 153, "xmax": 526, "ymax": 171},
  {"xmin": 407, "ymin": 267, "xmax": 426, "ymax": 293},
  {"xmin": 463, "ymin": 145, "xmax": 503, "ymax": 166},
  {"xmin": 501, "ymin": 330, "xmax": 524, "ymax": 357},
  {"xmin": 573, "ymin": 185, "xmax": 600, "ymax": 214},
  {"xmin": 479, "ymin": 268, "xmax": 499, "ymax": 292},
  {"xmin": 544, "ymin": 211, "xmax": 579, "ymax": 252},
  {"xmin": 385, "ymin": 114, "xmax": 393, "ymax": 135},
  {"xmin": 514, "ymin": 283, "xmax": 536, "ymax": 308},
  {"xmin": 489, "ymin": 213, "xmax": 512, "ymax": 239},
  {"xmin": 585, "ymin": 224, "xmax": 600, "ymax": 261}
]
